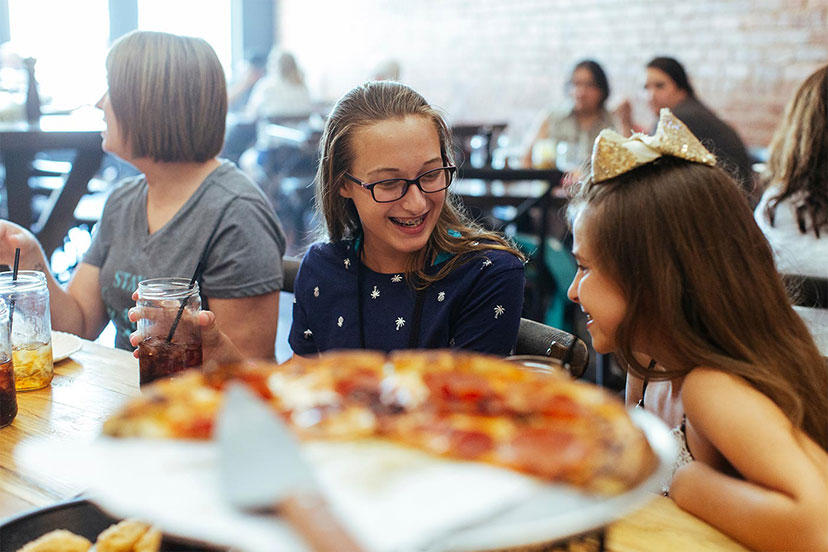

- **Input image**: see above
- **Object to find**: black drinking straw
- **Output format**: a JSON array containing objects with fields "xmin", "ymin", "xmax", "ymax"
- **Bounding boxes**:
[
  {"xmin": 8, "ymin": 248, "xmax": 20, "ymax": 332},
  {"xmin": 165, "ymin": 259, "xmax": 206, "ymax": 343}
]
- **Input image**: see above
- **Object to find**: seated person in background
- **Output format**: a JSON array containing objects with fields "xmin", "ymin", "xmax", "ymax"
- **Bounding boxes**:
[
  {"xmin": 239, "ymin": 49, "xmax": 316, "ymax": 185},
  {"xmin": 194, "ymin": 82, "xmax": 526, "ymax": 361},
  {"xmin": 523, "ymin": 59, "xmax": 616, "ymax": 169},
  {"xmin": 227, "ymin": 50, "xmax": 267, "ymax": 114},
  {"xmin": 754, "ymin": 63, "xmax": 828, "ymax": 354},
  {"xmin": 244, "ymin": 49, "xmax": 313, "ymax": 122},
  {"xmin": 616, "ymin": 56, "xmax": 753, "ymax": 193},
  {"xmin": 0, "ymin": 30, "xmax": 286, "ymax": 359},
  {"xmin": 221, "ymin": 50, "xmax": 268, "ymax": 165},
  {"xmin": 568, "ymin": 109, "xmax": 827, "ymax": 551},
  {"xmin": 370, "ymin": 58, "xmax": 402, "ymax": 82}
]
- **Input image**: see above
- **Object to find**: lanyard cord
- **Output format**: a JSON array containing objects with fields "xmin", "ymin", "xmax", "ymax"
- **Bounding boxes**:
[
  {"xmin": 355, "ymin": 250, "xmax": 426, "ymax": 349},
  {"xmin": 637, "ymin": 358, "xmax": 658, "ymax": 408}
]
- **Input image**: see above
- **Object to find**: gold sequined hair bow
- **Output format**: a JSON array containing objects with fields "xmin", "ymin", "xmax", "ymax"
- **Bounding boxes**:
[{"xmin": 591, "ymin": 108, "xmax": 717, "ymax": 183}]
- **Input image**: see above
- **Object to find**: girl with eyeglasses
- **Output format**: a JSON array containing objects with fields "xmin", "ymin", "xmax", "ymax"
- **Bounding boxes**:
[{"xmin": 286, "ymin": 81, "xmax": 526, "ymax": 355}]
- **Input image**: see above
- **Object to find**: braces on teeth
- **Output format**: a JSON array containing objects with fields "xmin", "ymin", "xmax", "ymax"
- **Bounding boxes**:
[{"xmin": 393, "ymin": 217, "xmax": 424, "ymax": 227}]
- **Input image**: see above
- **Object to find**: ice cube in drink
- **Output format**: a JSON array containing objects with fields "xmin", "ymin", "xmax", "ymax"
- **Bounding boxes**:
[{"xmin": 12, "ymin": 341, "xmax": 54, "ymax": 391}]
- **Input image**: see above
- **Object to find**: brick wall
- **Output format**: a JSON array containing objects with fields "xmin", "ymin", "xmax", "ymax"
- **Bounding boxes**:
[{"xmin": 279, "ymin": 0, "xmax": 828, "ymax": 148}]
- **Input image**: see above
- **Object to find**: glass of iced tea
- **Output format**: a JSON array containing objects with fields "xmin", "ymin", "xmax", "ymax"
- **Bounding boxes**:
[
  {"xmin": 136, "ymin": 278, "xmax": 202, "ymax": 386},
  {"xmin": 0, "ymin": 298, "xmax": 17, "ymax": 428},
  {"xmin": 0, "ymin": 270, "xmax": 53, "ymax": 391}
]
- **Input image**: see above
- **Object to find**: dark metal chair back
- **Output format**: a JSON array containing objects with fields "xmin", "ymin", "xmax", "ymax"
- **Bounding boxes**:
[
  {"xmin": 514, "ymin": 317, "xmax": 589, "ymax": 379},
  {"xmin": 282, "ymin": 256, "xmax": 301, "ymax": 294},
  {"xmin": 782, "ymin": 273, "xmax": 828, "ymax": 309}
]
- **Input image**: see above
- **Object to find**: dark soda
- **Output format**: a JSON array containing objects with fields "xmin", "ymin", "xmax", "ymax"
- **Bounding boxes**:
[
  {"xmin": 0, "ymin": 358, "xmax": 18, "ymax": 427},
  {"xmin": 138, "ymin": 336, "xmax": 202, "ymax": 386}
]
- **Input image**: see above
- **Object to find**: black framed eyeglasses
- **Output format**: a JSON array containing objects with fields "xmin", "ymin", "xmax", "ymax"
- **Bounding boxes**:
[{"xmin": 344, "ymin": 166, "xmax": 457, "ymax": 203}]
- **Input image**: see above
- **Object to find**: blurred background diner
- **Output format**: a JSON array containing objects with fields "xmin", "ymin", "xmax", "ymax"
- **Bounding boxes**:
[
  {"xmin": 754, "ymin": 63, "xmax": 828, "ymax": 355},
  {"xmin": 615, "ymin": 56, "xmax": 754, "ymax": 197},
  {"xmin": 521, "ymin": 59, "xmax": 618, "ymax": 172},
  {"xmin": 0, "ymin": 0, "xmax": 825, "ymax": 382}
]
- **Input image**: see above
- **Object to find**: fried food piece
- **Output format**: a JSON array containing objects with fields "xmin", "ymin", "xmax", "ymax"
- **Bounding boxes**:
[
  {"xmin": 134, "ymin": 526, "xmax": 162, "ymax": 552},
  {"xmin": 16, "ymin": 529, "xmax": 91, "ymax": 552},
  {"xmin": 94, "ymin": 519, "xmax": 152, "ymax": 552}
]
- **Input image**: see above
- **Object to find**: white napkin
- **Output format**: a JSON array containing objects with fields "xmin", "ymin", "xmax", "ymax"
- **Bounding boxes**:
[
  {"xmin": 15, "ymin": 410, "xmax": 673, "ymax": 552},
  {"xmin": 16, "ymin": 438, "xmax": 541, "ymax": 552}
]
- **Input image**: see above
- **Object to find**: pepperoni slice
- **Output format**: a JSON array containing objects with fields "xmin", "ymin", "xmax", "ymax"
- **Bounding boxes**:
[
  {"xmin": 177, "ymin": 416, "xmax": 213, "ymax": 440},
  {"xmin": 505, "ymin": 428, "xmax": 589, "ymax": 478},
  {"xmin": 423, "ymin": 371, "xmax": 503, "ymax": 415},
  {"xmin": 531, "ymin": 393, "xmax": 584, "ymax": 419},
  {"xmin": 448, "ymin": 428, "xmax": 495, "ymax": 459},
  {"xmin": 335, "ymin": 369, "xmax": 381, "ymax": 402}
]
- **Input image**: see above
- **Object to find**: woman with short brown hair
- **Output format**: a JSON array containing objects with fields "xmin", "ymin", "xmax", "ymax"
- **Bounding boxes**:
[{"xmin": 0, "ymin": 30, "xmax": 287, "ymax": 360}]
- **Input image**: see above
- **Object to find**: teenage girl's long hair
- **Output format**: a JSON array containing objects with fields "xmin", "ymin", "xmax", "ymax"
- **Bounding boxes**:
[
  {"xmin": 762, "ymin": 63, "xmax": 828, "ymax": 238},
  {"xmin": 314, "ymin": 81, "xmax": 524, "ymax": 286},
  {"xmin": 569, "ymin": 156, "xmax": 827, "ymax": 450}
]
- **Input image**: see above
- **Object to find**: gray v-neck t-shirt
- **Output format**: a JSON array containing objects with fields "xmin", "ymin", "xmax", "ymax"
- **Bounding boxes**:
[{"xmin": 83, "ymin": 161, "xmax": 286, "ymax": 349}]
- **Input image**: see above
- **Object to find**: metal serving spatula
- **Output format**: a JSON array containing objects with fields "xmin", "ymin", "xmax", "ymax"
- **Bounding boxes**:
[{"xmin": 216, "ymin": 384, "xmax": 365, "ymax": 552}]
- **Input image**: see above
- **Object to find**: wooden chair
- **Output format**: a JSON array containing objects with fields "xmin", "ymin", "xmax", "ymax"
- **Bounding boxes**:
[{"xmin": 513, "ymin": 317, "xmax": 589, "ymax": 379}]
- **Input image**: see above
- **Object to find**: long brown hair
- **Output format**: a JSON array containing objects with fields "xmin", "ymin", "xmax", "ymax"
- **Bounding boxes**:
[
  {"xmin": 569, "ymin": 156, "xmax": 827, "ymax": 450},
  {"xmin": 314, "ymin": 81, "xmax": 524, "ymax": 286},
  {"xmin": 762, "ymin": 64, "xmax": 828, "ymax": 238}
]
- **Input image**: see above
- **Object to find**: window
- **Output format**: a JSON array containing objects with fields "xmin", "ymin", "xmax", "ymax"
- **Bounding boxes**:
[
  {"xmin": 5, "ymin": 0, "xmax": 233, "ymax": 111},
  {"xmin": 137, "ymin": 0, "xmax": 232, "ymax": 76},
  {"xmin": 7, "ymin": 0, "xmax": 109, "ymax": 109}
]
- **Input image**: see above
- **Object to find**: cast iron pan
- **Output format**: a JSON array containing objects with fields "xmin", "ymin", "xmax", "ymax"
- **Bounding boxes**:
[{"xmin": 0, "ymin": 498, "xmax": 228, "ymax": 551}]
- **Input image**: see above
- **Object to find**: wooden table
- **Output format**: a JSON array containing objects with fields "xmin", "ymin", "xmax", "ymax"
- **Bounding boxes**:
[
  {"xmin": 0, "ymin": 109, "xmax": 105, "ymax": 257},
  {"xmin": 0, "ymin": 340, "xmax": 746, "ymax": 551},
  {"xmin": 0, "ymin": 340, "xmax": 138, "ymax": 518}
]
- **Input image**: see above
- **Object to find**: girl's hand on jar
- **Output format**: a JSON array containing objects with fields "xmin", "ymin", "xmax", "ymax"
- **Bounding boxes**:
[
  {"xmin": 197, "ymin": 310, "xmax": 244, "ymax": 365},
  {"xmin": 128, "ymin": 291, "xmax": 243, "ymax": 364},
  {"xmin": 127, "ymin": 304, "xmax": 150, "ymax": 359}
]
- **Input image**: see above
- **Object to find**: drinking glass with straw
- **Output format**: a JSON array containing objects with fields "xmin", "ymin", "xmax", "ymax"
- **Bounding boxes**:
[
  {"xmin": 136, "ymin": 261, "xmax": 205, "ymax": 386},
  {"xmin": 166, "ymin": 260, "xmax": 206, "ymax": 343},
  {"xmin": 0, "ymin": 248, "xmax": 54, "ymax": 391},
  {"xmin": 8, "ymin": 248, "xmax": 20, "ymax": 331}
]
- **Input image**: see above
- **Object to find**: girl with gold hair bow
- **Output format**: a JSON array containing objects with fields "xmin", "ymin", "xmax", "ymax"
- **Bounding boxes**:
[{"xmin": 566, "ymin": 109, "xmax": 828, "ymax": 551}]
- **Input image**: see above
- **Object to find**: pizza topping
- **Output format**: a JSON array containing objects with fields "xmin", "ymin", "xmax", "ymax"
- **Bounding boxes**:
[
  {"xmin": 503, "ymin": 428, "xmax": 589, "ymax": 479},
  {"xmin": 268, "ymin": 371, "xmax": 340, "ymax": 411},
  {"xmin": 448, "ymin": 429, "xmax": 495, "ymax": 459},
  {"xmin": 103, "ymin": 351, "xmax": 656, "ymax": 493},
  {"xmin": 422, "ymin": 371, "xmax": 498, "ymax": 412},
  {"xmin": 529, "ymin": 393, "xmax": 585, "ymax": 420},
  {"xmin": 380, "ymin": 370, "xmax": 429, "ymax": 410}
]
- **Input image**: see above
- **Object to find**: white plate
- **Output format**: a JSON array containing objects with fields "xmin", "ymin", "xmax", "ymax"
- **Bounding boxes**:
[
  {"xmin": 51, "ymin": 331, "xmax": 82, "ymax": 362},
  {"xmin": 16, "ymin": 410, "xmax": 676, "ymax": 552}
]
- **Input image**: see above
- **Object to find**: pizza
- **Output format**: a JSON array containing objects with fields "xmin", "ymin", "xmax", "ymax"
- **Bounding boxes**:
[{"xmin": 102, "ymin": 350, "xmax": 656, "ymax": 494}]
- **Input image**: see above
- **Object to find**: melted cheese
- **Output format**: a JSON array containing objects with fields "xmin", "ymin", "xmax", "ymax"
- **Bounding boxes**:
[
  {"xmin": 267, "ymin": 371, "xmax": 340, "ymax": 410},
  {"xmin": 382, "ymin": 371, "xmax": 430, "ymax": 409}
]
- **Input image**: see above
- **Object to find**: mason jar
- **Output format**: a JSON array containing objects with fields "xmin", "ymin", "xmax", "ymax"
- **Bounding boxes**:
[
  {"xmin": 0, "ymin": 298, "xmax": 18, "ymax": 427},
  {"xmin": 0, "ymin": 270, "xmax": 53, "ymax": 391},
  {"xmin": 136, "ymin": 278, "xmax": 202, "ymax": 386}
]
